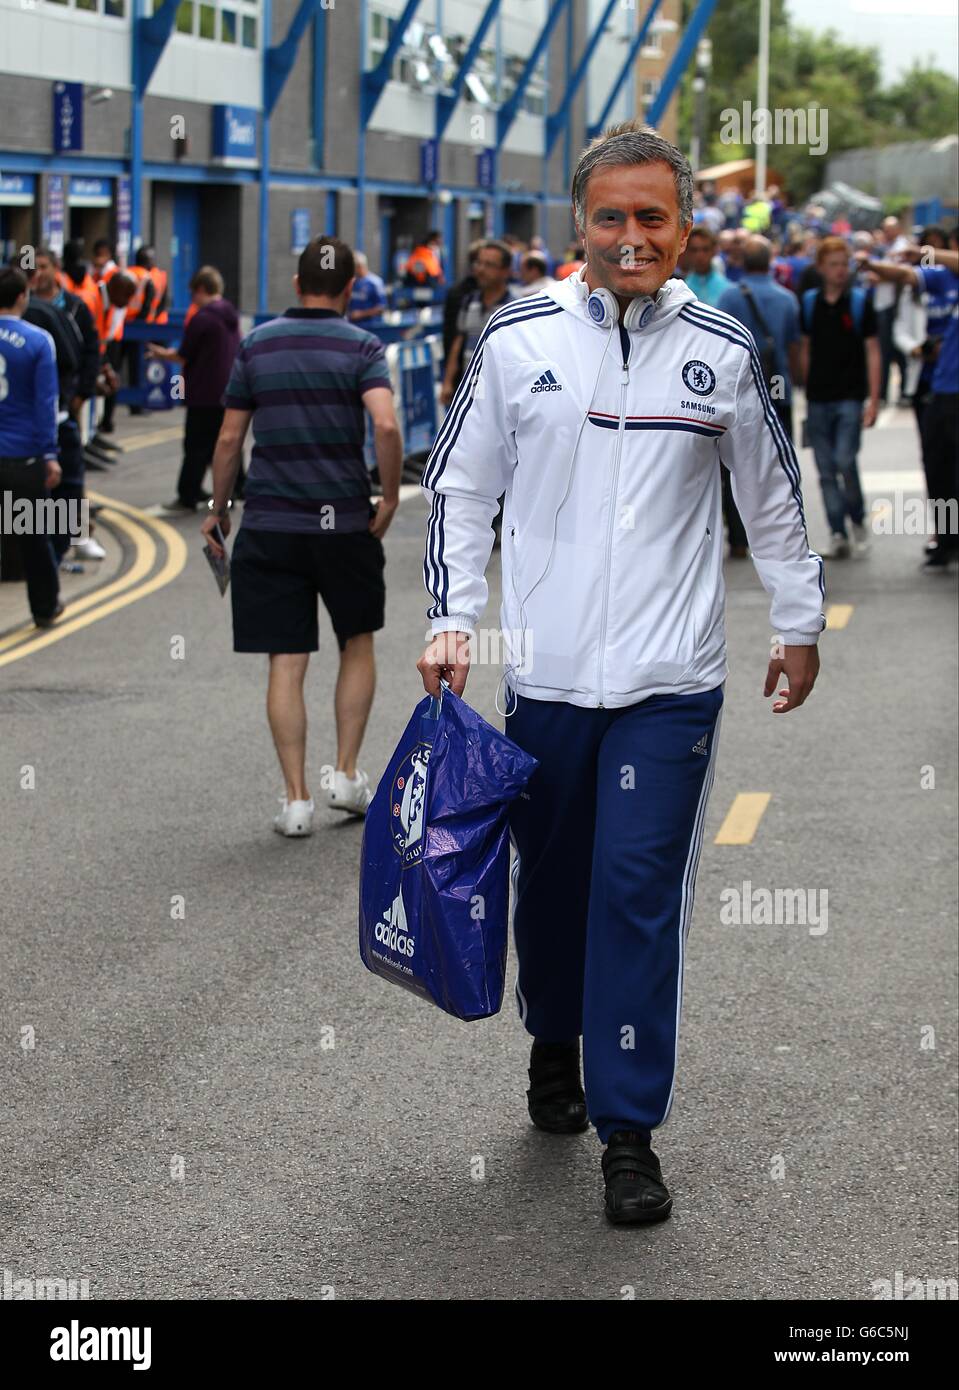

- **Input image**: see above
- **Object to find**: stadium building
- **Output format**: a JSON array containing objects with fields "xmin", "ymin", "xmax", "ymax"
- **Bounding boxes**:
[{"xmin": 0, "ymin": 0, "xmax": 687, "ymax": 315}]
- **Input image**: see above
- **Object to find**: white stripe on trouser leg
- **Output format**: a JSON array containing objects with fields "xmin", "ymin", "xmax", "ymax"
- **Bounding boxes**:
[
  {"xmin": 509, "ymin": 833, "xmax": 529, "ymax": 1025},
  {"xmin": 660, "ymin": 706, "xmax": 723, "ymax": 1126}
]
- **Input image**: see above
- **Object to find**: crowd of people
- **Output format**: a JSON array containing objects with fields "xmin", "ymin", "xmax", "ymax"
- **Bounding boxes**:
[{"xmin": 1, "ymin": 186, "xmax": 957, "ymax": 639}]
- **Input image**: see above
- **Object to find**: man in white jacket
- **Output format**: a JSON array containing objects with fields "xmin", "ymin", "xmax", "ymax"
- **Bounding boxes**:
[{"xmin": 416, "ymin": 123, "xmax": 824, "ymax": 1226}]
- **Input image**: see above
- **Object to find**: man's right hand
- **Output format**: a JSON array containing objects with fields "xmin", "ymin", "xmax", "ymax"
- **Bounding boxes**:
[
  {"xmin": 417, "ymin": 630, "xmax": 471, "ymax": 697},
  {"xmin": 439, "ymin": 381, "xmax": 455, "ymax": 408}
]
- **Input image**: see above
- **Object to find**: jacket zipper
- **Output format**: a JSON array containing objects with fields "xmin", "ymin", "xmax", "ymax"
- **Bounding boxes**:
[{"xmin": 596, "ymin": 330, "xmax": 630, "ymax": 707}]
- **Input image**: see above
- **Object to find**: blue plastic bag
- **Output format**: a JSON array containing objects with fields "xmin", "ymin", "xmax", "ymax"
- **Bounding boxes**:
[{"xmin": 359, "ymin": 687, "xmax": 538, "ymax": 1021}]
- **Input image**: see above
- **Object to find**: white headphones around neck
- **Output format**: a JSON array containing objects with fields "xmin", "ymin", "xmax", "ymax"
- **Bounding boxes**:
[{"xmin": 570, "ymin": 271, "xmax": 658, "ymax": 331}]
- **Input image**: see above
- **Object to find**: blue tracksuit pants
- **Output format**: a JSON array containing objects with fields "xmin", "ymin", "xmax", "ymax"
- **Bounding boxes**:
[{"xmin": 507, "ymin": 686, "xmax": 723, "ymax": 1144}]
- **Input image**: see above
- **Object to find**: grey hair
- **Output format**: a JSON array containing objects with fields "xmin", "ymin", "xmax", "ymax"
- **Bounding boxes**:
[{"xmin": 571, "ymin": 121, "xmax": 694, "ymax": 231}]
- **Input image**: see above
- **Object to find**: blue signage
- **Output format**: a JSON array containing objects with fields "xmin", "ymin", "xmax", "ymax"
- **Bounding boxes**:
[
  {"xmin": 212, "ymin": 105, "xmax": 258, "ymax": 163},
  {"xmin": 420, "ymin": 139, "xmax": 439, "ymax": 186},
  {"xmin": 116, "ymin": 175, "xmax": 132, "ymax": 263},
  {"xmin": 0, "ymin": 174, "xmax": 36, "ymax": 205},
  {"xmin": 291, "ymin": 207, "xmax": 312, "ymax": 255},
  {"xmin": 68, "ymin": 177, "xmax": 112, "ymax": 206},
  {"xmin": 53, "ymin": 82, "xmax": 84, "ymax": 154},
  {"xmin": 396, "ymin": 340, "xmax": 438, "ymax": 455},
  {"xmin": 477, "ymin": 148, "xmax": 495, "ymax": 190},
  {"xmin": 45, "ymin": 176, "xmax": 65, "ymax": 258}
]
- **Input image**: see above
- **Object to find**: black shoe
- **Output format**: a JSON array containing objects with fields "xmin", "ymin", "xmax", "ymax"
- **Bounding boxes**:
[
  {"xmin": 92, "ymin": 433, "xmax": 122, "ymax": 453},
  {"xmin": 34, "ymin": 601, "xmax": 65, "ymax": 630},
  {"xmin": 84, "ymin": 442, "xmax": 116, "ymax": 464},
  {"xmin": 923, "ymin": 548, "xmax": 954, "ymax": 570},
  {"xmin": 157, "ymin": 499, "xmax": 197, "ymax": 515},
  {"xmin": 82, "ymin": 452, "xmax": 112, "ymax": 472},
  {"xmin": 602, "ymin": 1132, "xmax": 672, "ymax": 1225},
  {"xmin": 97, "ymin": 418, "xmax": 115, "ymax": 434},
  {"xmin": 527, "ymin": 1040, "xmax": 589, "ymax": 1134}
]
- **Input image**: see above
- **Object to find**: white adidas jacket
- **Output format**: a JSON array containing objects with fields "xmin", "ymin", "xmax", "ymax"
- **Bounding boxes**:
[{"xmin": 422, "ymin": 270, "xmax": 825, "ymax": 710}]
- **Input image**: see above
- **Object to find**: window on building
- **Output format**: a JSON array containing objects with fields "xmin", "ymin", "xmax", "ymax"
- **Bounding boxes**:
[
  {"xmin": 641, "ymin": 34, "xmax": 663, "ymax": 58},
  {"xmin": 366, "ymin": 7, "xmax": 548, "ymax": 114},
  {"xmin": 165, "ymin": 0, "xmax": 258, "ymax": 45},
  {"xmin": 43, "ymin": 0, "xmax": 126, "ymax": 12},
  {"xmin": 641, "ymin": 78, "xmax": 661, "ymax": 109}
]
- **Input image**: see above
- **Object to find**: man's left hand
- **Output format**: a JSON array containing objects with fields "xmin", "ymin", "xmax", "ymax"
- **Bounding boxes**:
[{"xmin": 764, "ymin": 644, "xmax": 820, "ymax": 713}]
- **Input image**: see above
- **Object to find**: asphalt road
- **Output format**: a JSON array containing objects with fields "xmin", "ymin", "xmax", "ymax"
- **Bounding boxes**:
[{"xmin": 1, "ymin": 405, "xmax": 956, "ymax": 1301}]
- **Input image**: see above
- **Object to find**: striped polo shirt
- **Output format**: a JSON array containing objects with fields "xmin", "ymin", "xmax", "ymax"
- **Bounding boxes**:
[{"xmin": 223, "ymin": 307, "xmax": 392, "ymax": 534}]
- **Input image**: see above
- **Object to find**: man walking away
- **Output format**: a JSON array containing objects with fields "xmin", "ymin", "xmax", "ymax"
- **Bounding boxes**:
[
  {"xmin": 25, "ymin": 247, "xmax": 102, "ymax": 564},
  {"xmin": 718, "ymin": 235, "xmax": 800, "ymax": 440},
  {"xmin": 0, "ymin": 267, "xmax": 63, "ymax": 627},
  {"xmin": 801, "ymin": 237, "xmax": 880, "ymax": 559},
  {"xmin": 200, "ymin": 237, "xmax": 402, "ymax": 835},
  {"xmin": 151, "ymin": 266, "xmax": 241, "ymax": 513}
]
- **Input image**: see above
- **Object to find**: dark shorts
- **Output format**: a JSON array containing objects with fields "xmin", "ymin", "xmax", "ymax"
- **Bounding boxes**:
[{"xmin": 231, "ymin": 526, "xmax": 385, "ymax": 653}]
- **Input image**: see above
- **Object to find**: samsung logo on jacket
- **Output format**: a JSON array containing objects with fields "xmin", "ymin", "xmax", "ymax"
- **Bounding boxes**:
[{"xmin": 421, "ymin": 271, "xmax": 825, "ymax": 710}]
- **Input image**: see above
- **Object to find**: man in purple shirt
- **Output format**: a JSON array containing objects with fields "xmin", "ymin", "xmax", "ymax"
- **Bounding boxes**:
[{"xmin": 152, "ymin": 265, "xmax": 241, "ymax": 513}]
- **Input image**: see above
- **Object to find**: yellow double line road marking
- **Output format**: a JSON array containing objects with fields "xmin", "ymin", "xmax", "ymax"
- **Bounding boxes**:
[{"xmin": 0, "ymin": 494, "xmax": 187, "ymax": 669}]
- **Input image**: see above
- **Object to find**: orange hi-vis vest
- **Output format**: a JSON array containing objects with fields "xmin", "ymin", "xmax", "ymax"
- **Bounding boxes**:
[
  {"xmin": 147, "ymin": 266, "xmax": 169, "ymax": 324},
  {"xmin": 60, "ymin": 270, "xmax": 101, "ymax": 325},
  {"xmin": 94, "ymin": 279, "xmax": 126, "ymax": 348},
  {"xmin": 123, "ymin": 264, "xmax": 152, "ymax": 324},
  {"xmin": 406, "ymin": 243, "xmax": 443, "ymax": 284}
]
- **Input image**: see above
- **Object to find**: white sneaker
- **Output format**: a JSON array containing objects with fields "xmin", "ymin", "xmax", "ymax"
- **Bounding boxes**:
[
  {"xmin": 829, "ymin": 533, "xmax": 850, "ymax": 559},
  {"xmin": 273, "ymin": 797, "xmax": 314, "ymax": 837},
  {"xmin": 327, "ymin": 769, "xmax": 373, "ymax": 816},
  {"xmin": 71, "ymin": 537, "xmax": 107, "ymax": 561},
  {"xmin": 850, "ymin": 521, "xmax": 870, "ymax": 555}
]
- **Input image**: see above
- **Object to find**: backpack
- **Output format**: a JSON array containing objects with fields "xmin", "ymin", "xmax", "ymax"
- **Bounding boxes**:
[
  {"xmin": 23, "ymin": 296, "xmax": 83, "ymax": 395},
  {"xmin": 739, "ymin": 282, "xmax": 778, "ymax": 386},
  {"xmin": 802, "ymin": 286, "xmax": 866, "ymax": 335}
]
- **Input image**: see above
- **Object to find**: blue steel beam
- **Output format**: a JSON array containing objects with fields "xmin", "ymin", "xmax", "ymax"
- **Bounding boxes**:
[
  {"xmin": 645, "ymin": 0, "xmax": 719, "ymax": 129},
  {"xmin": 360, "ymin": 0, "xmax": 424, "ymax": 127},
  {"xmin": 545, "ymin": 0, "xmax": 620, "ymax": 158},
  {"xmin": 435, "ymin": 0, "xmax": 502, "ymax": 143},
  {"xmin": 587, "ymin": 0, "xmax": 664, "ymax": 141},
  {"xmin": 135, "ymin": 0, "xmax": 180, "ymax": 96},
  {"xmin": 496, "ymin": 0, "xmax": 570, "ymax": 150},
  {"xmin": 266, "ymin": 0, "xmax": 322, "ymax": 117},
  {"xmin": 312, "ymin": 2, "xmax": 328, "ymax": 165}
]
